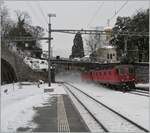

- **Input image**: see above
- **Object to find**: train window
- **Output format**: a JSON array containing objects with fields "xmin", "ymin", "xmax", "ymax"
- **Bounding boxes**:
[
  {"xmin": 110, "ymin": 54, "xmax": 112, "ymax": 59},
  {"xmin": 107, "ymin": 54, "xmax": 109, "ymax": 59},
  {"xmin": 128, "ymin": 67, "xmax": 135, "ymax": 74},
  {"xmin": 119, "ymin": 68, "xmax": 124, "ymax": 74},
  {"xmin": 116, "ymin": 69, "xmax": 119, "ymax": 74},
  {"xmin": 116, "ymin": 68, "xmax": 124, "ymax": 75}
]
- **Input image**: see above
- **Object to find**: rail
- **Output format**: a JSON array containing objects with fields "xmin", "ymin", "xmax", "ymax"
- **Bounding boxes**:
[{"xmin": 64, "ymin": 82, "xmax": 149, "ymax": 132}]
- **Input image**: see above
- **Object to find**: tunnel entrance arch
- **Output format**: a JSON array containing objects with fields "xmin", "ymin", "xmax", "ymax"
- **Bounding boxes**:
[{"xmin": 1, "ymin": 59, "xmax": 17, "ymax": 84}]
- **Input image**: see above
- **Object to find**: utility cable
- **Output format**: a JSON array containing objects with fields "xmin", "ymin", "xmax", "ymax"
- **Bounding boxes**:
[
  {"xmin": 36, "ymin": 1, "xmax": 48, "ymax": 25},
  {"xmin": 33, "ymin": 1, "xmax": 49, "ymax": 36},
  {"xmin": 87, "ymin": 2, "xmax": 104, "ymax": 28},
  {"xmin": 110, "ymin": 1, "xmax": 128, "ymax": 20},
  {"xmin": 26, "ymin": 1, "xmax": 40, "ymax": 23},
  {"xmin": 26, "ymin": 1, "xmax": 48, "ymax": 32}
]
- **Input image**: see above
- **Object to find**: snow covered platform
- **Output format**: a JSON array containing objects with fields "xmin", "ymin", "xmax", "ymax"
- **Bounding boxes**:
[
  {"xmin": 1, "ymin": 82, "xmax": 89, "ymax": 132},
  {"xmin": 1, "ymin": 75, "xmax": 149, "ymax": 132}
]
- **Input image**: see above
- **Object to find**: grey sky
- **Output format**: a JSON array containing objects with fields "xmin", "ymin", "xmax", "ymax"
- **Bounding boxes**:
[{"xmin": 4, "ymin": 1, "xmax": 149, "ymax": 58}]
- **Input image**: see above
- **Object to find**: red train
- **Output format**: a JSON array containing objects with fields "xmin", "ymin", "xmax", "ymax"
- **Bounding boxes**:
[{"xmin": 81, "ymin": 64, "xmax": 136, "ymax": 91}]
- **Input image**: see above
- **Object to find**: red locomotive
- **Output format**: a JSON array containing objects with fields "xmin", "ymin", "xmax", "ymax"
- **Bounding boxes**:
[{"xmin": 81, "ymin": 64, "xmax": 136, "ymax": 91}]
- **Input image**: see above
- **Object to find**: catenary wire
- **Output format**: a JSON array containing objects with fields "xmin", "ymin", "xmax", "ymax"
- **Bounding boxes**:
[
  {"xmin": 110, "ymin": 1, "xmax": 128, "ymax": 21},
  {"xmin": 87, "ymin": 2, "xmax": 104, "ymax": 28},
  {"xmin": 26, "ymin": 1, "xmax": 48, "ymax": 32},
  {"xmin": 35, "ymin": 1, "xmax": 49, "ymax": 32}
]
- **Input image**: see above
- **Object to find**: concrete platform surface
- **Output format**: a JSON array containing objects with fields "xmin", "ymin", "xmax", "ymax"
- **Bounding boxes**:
[{"xmin": 18, "ymin": 94, "xmax": 89, "ymax": 132}]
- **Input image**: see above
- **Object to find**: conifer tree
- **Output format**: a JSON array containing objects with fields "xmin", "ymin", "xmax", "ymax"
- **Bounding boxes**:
[{"xmin": 70, "ymin": 32, "xmax": 84, "ymax": 58}]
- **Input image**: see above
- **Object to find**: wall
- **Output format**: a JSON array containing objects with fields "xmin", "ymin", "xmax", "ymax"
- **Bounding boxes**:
[{"xmin": 1, "ymin": 43, "xmax": 48, "ymax": 83}]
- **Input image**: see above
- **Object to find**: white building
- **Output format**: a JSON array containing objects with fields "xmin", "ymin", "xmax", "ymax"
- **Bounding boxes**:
[
  {"xmin": 95, "ymin": 26, "xmax": 118, "ymax": 63},
  {"xmin": 41, "ymin": 49, "xmax": 53, "ymax": 59},
  {"xmin": 96, "ymin": 46, "xmax": 117, "ymax": 63}
]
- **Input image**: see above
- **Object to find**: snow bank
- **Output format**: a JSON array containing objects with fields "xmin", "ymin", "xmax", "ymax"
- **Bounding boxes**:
[{"xmin": 1, "ymin": 82, "xmax": 66, "ymax": 132}]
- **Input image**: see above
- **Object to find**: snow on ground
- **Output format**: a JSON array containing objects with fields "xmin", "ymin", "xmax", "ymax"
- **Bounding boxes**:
[
  {"xmin": 1, "ymin": 82, "xmax": 66, "ymax": 132},
  {"xmin": 1, "ymin": 71, "xmax": 149, "ymax": 132},
  {"xmin": 56, "ymin": 71, "xmax": 149, "ymax": 130},
  {"xmin": 135, "ymin": 83, "xmax": 149, "ymax": 88}
]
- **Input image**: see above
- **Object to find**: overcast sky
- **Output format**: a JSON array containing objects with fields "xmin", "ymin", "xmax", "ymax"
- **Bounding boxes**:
[{"xmin": 4, "ymin": 1, "xmax": 149, "ymax": 58}]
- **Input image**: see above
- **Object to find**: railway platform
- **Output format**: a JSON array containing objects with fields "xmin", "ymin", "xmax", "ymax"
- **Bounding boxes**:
[
  {"xmin": 17, "ymin": 85, "xmax": 89, "ymax": 132},
  {"xmin": 2, "ymin": 81, "xmax": 149, "ymax": 132}
]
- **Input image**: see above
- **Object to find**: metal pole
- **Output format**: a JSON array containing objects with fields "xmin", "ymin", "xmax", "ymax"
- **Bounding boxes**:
[
  {"xmin": 48, "ymin": 16, "xmax": 51, "ymax": 87},
  {"xmin": 48, "ymin": 13, "xmax": 56, "ymax": 86},
  {"xmin": 124, "ymin": 36, "xmax": 127, "ymax": 56}
]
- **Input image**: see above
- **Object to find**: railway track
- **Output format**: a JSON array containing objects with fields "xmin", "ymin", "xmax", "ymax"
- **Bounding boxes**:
[
  {"xmin": 63, "ymin": 83, "xmax": 108, "ymax": 132},
  {"xmin": 63, "ymin": 82, "xmax": 148, "ymax": 132},
  {"xmin": 134, "ymin": 89, "xmax": 149, "ymax": 94},
  {"xmin": 128, "ymin": 89, "xmax": 149, "ymax": 97},
  {"xmin": 135, "ymin": 87, "xmax": 149, "ymax": 91}
]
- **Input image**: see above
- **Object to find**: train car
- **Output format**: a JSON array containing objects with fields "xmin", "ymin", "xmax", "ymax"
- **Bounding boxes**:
[
  {"xmin": 81, "ymin": 64, "xmax": 136, "ymax": 91},
  {"xmin": 81, "ymin": 71, "xmax": 93, "ymax": 80}
]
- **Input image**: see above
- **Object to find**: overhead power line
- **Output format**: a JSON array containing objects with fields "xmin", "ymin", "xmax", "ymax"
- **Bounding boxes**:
[
  {"xmin": 110, "ymin": 1, "xmax": 128, "ymax": 20},
  {"xmin": 36, "ymin": 1, "xmax": 48, "ymax": 25},
  {"xmin": 3, "ymin": 29, "xmax": 149, "ymax": 40},
  {"xmin": 87, "ymin": 2, "xmax": 104, "ymax": 28},
  {"xmin": 26, "ymin": 2, "xmax": 48, "ymax": 32},
  {"xmin": 26, "ymin": 2, "xmax": 40, "ymax": 23}
]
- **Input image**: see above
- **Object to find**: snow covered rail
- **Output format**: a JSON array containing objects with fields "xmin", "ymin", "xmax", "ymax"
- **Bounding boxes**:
[
  {"xmin": 135, "ymin": 87, "xmax": 149, "ymax": 91},
  {"xmin": 134, "ymin": 90, "xmax": 149, "ymax": 94},
  {"xmin": 128, "ymin": 90, "xmax": 149, "ymax": 97},
  {"xmin": 63, "ymin": 82, "xmax": 149, "ymax": 132},
  {"xmin": 63, "ymin": 83, "xmax": 108, "ymax": 132}
]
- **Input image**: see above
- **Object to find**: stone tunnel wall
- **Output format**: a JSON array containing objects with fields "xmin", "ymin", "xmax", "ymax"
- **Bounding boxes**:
[{"xmin": 1, "ymin": 44, "xmax": 48, "ymax": 83}]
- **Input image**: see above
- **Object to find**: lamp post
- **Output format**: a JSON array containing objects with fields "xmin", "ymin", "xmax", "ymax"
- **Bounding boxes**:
[{"xmin": 48, "ymin": 13, "xmax": 56, "ymax": 87}]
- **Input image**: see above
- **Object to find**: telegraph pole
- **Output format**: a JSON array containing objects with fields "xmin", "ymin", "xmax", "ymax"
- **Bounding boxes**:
[{"xmin": 48, "ymin": 13, "xmax": 56, "ymax": 87}]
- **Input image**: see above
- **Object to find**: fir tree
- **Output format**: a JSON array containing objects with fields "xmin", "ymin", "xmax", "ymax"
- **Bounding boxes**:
[{"xmin": 71, "ymin": 32, "xmax": 84, "ymax": 58}]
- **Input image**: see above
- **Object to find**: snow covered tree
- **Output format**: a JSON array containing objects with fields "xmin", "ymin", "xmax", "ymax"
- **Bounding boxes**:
[
  {"xmin": 85, "ymin": 34, "xmax": 100, "ymax": 61},
  {"xmin": 1, "ymin": 6, "xmax": 14, "ymax": 39},
  {"xmin": 8, "ymin": 10, "xmax": 44, "ymax": 58},
  {"xmin": 110, "ymin": 9, "xmax": 149, "ymax": 62},
  {"xmin": 85, "ymin": 34, "xmax": 100, "ymax": 54}
]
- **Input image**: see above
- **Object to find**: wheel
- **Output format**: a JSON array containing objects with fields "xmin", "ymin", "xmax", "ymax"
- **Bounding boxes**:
[
  {"xmin": 128, "ymin": 83, "xmax": 135, "ymax": 90},
  {"xmin": 122, "ymin": 83, "xmax": 127, "ymax": 92}
]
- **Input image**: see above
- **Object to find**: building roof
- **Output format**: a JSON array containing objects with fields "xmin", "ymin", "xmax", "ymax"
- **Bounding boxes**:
[
  {"xmin": 104, "ymin": 26, "xmax": 112, "ymax": 32},
  {"xmin": 102, "ymin": 45, "xmax": 115, "ymax": 49}
]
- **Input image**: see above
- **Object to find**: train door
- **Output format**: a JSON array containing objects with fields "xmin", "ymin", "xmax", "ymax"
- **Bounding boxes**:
[{"xmin": 90, "ymin": 71, "xmax": 93, "ymax": 80}]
